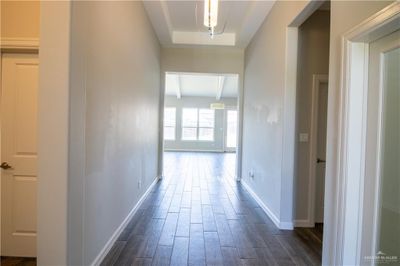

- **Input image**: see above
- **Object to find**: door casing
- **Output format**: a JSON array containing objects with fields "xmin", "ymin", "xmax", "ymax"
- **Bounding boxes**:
[
  {"xmin": 331, "ymin": 3, "xmax": 400, "ymax": 265},
  {"xmin": 306, "ymin": 74, "xmax": 328, "ymax": 227}
]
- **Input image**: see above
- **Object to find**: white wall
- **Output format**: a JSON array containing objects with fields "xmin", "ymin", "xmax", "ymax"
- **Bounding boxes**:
[
  {"xmin": 69, "ymin": 2, "xmax": 160, "ymax": 264},
  {"xmin": 294, "ymin": 10, "xmax": 330, "ymax": 222},
  {"xmin": 164, "ymin": 96, "xmax": 237, "ymax": 152},
  {"xmin": 160, "ymin": 47, "xmax": 244, "ymax": 178},
  {"xmin": 242, "ymin": 1, "xmax": 311, "ymax": 227}
]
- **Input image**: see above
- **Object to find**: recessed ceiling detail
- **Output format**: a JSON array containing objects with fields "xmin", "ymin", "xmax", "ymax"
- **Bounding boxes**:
[
  {"xmin": 165, "ymin": 73, "xmax": 238, "ymax": 99},
  {"xmin": 172, "ymin": 31, "xmax": 235, "ymax": 46},
  {"xmin": 143, "ymin": 0, "xmax": 276, "ymax": 48}
]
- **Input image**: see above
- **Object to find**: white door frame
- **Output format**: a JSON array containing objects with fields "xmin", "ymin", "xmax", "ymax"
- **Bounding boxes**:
[
  {"xmin": 0, "ymin": 39, "xmax": 39, "ymax": 256},
  {"xmin": 329, "ymin": 3, "xmax": 400, "ymax": 265},
  {"xmin": 281, "ymin": 0, "xmax": 327, "ymax": 232},
  {"xmin": 306, "ymin": 74, "xmax": 328, "ymax": 227}
]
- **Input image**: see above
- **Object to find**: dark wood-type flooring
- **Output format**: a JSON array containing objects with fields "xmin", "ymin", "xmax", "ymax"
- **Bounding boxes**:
[
  {"xmin": 0, "ymin": 256, "xmax": 36, "ymax": 266},
  {"xmin": 101, "ymin": 152, "xmax": 322, "ymax": 266}
]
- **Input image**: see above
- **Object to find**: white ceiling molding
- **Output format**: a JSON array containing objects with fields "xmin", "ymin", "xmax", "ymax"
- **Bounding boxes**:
[
  {"xmin": 165, "ymin": 73, "xmax": 238, "ymax": 98},
  {"xmin": 216, "ymin": 76, "xmax": 225, "ymax": 100},
  {"xmin": 172, "ymin": 31, "xmax": 235, "ymax": 46},
  {"xmin": 144, "ymin": 0, "xmax": 276, "ymax": 48}
]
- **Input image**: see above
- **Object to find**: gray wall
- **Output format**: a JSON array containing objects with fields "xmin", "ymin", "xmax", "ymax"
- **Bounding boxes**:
[
  {"xmin": 164, "ymin": 96, "xmax": 237, "ymax": 152},
  {"xmin": 68, "ymin": 2, "xmax": 161, "ymax": 265},
  {"xmin": 242, "ymin": 1, "xmax": 311, "ymax": 225},
  {"xmin": 294, "ymin": 10, "xmax": 330, "ymax": 221}
]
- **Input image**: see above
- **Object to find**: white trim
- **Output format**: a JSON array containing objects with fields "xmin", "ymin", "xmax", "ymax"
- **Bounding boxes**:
[
  {"xmin": 343, "ymin": 3, "xmax": 400, "ymax": 43},
  {"xmin": 241, "ymin": 180, "xmax": 294, "ymax": 230},
  {"xmin": 361, "ymin": 30, "xmax": 399, "ymax": 265},
  {"xmin": 308, "ymin": 74, "xmax": 328, "ymax": 227},
  {"xmin": 327, "ymin": 3, "xmax": 400, "ymax": 266},
  {"xmin": 164, "ymin": 148, "xmax": 224, "ymax": 153},
  {"xmin": 90, "ymin": 178, "xmax": 158, "ymax": 266},
  {"xmin": 294, "ymin": 219, "xmax": 314, "ymax": 228},
  {"xmin": 279, "ymin": 222, "xmax": 294, "ymax": 230},
  {"xmin": 0, "ymin": 38, "xmax": 39, "ymax": 50},
  {"xmin": 279, "ymin": 26, "xmax": 298, "ymax": 230}
]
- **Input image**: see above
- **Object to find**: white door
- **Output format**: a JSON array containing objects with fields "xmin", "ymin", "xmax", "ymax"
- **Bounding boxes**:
[
  {"xmin": 315, "ymin": 82, "xmax": 328, "ymax": 223},
  {"xmin": 1, "ymin": 53, "xmax": 39, "ymax": 257},
  {"xmin": 225, "ymin": 109, "xmax": 238, "ymax": 152},
  {"xmin": 361, "ymin": 30, "xmax": 399, "ymax": 263}
]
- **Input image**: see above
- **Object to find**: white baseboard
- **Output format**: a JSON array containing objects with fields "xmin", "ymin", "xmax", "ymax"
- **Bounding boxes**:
[
  {"xmin": 91, "ymin": 177, "xmax": 158, "ymax": 266},
  {"xmin": 241, "ymin": 180, "xmax": 294, "ymax": 230},
  {"xmin": 294, "ymin": 219, "xmax": 314, "ymax": 227}
]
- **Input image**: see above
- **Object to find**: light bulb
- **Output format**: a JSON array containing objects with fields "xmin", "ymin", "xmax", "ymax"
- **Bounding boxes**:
[{"xmin": 204, "ymin": 0, "xmax": 218, "ymax": 28}]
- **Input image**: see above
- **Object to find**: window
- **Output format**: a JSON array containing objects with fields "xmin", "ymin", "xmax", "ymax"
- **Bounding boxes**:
[
  {"xmin": 164, "ymin": 107, "xmax": 176, "ymax": 140},
  {"xmin": 226, "ymin": 110, "xmax": 238, "ymax": 148},
  {"xmin": 199, "ymin": 109, "xmax": 215, "ymax": 141},
  {"xmin": 182, "ymin": 108, "xmax": 215, "ymax": 141},
  {"xmin": 182, "ymin": 108, "xmax": 198, "ymax": 140}
]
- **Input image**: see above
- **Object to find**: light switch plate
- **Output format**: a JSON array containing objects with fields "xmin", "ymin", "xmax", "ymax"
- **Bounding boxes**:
[{"xmin": 299, "ymin": 133, "xmax": 309, "ymax": 142}]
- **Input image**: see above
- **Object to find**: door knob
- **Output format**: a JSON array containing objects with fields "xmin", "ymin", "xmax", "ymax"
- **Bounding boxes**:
[
  {"xmin": 0, "ymin": 162, "xmax": 12, "ymax": 170},
  {"xmin": 317, "ymin": 158, "xmax": 326, "ymax": 164}
]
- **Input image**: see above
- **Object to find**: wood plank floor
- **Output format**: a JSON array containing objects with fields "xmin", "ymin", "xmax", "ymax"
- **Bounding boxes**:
[
  {"xmin": 0, "ymin": 256, "xmax": 36, "ymax": 266},
  {"xmin": 102, "ymin": 152, "xmax": 322, "ymax": 266}
]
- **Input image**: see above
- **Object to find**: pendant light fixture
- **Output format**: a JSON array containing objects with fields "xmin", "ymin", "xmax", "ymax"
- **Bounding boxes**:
[{"xmin": 204, "ymin": 0, "xmax": 219, "ymax": 38}]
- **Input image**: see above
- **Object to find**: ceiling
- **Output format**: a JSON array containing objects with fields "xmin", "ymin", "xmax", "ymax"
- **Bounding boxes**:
[
  {"xmin": 143, "ymin": 0, "xmax": 276, "ymax": 48},
  {"xmin": 165, "ymin": 73, "xmax": 238, "ymax": 99}
]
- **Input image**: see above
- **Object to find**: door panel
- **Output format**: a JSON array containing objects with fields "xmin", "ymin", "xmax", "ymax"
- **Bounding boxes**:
[{"xmin": 1, "ymin": 53, "xmax": 38, "ymax": 257}]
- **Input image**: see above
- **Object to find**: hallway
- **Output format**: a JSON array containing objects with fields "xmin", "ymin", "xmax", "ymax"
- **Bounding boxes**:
[{"xmin": 101, "ymin": 152, "xmax": 322, "ymax": 265}]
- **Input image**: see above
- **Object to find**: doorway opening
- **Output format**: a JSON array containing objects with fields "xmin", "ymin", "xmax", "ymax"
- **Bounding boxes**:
[
  {"xmin": 161, "ymin": 72, "xmax": 240, "ymax": 181},
  {"xmin": 290, "ymin": 0, "xmax": 331, "ymax": 260}
]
